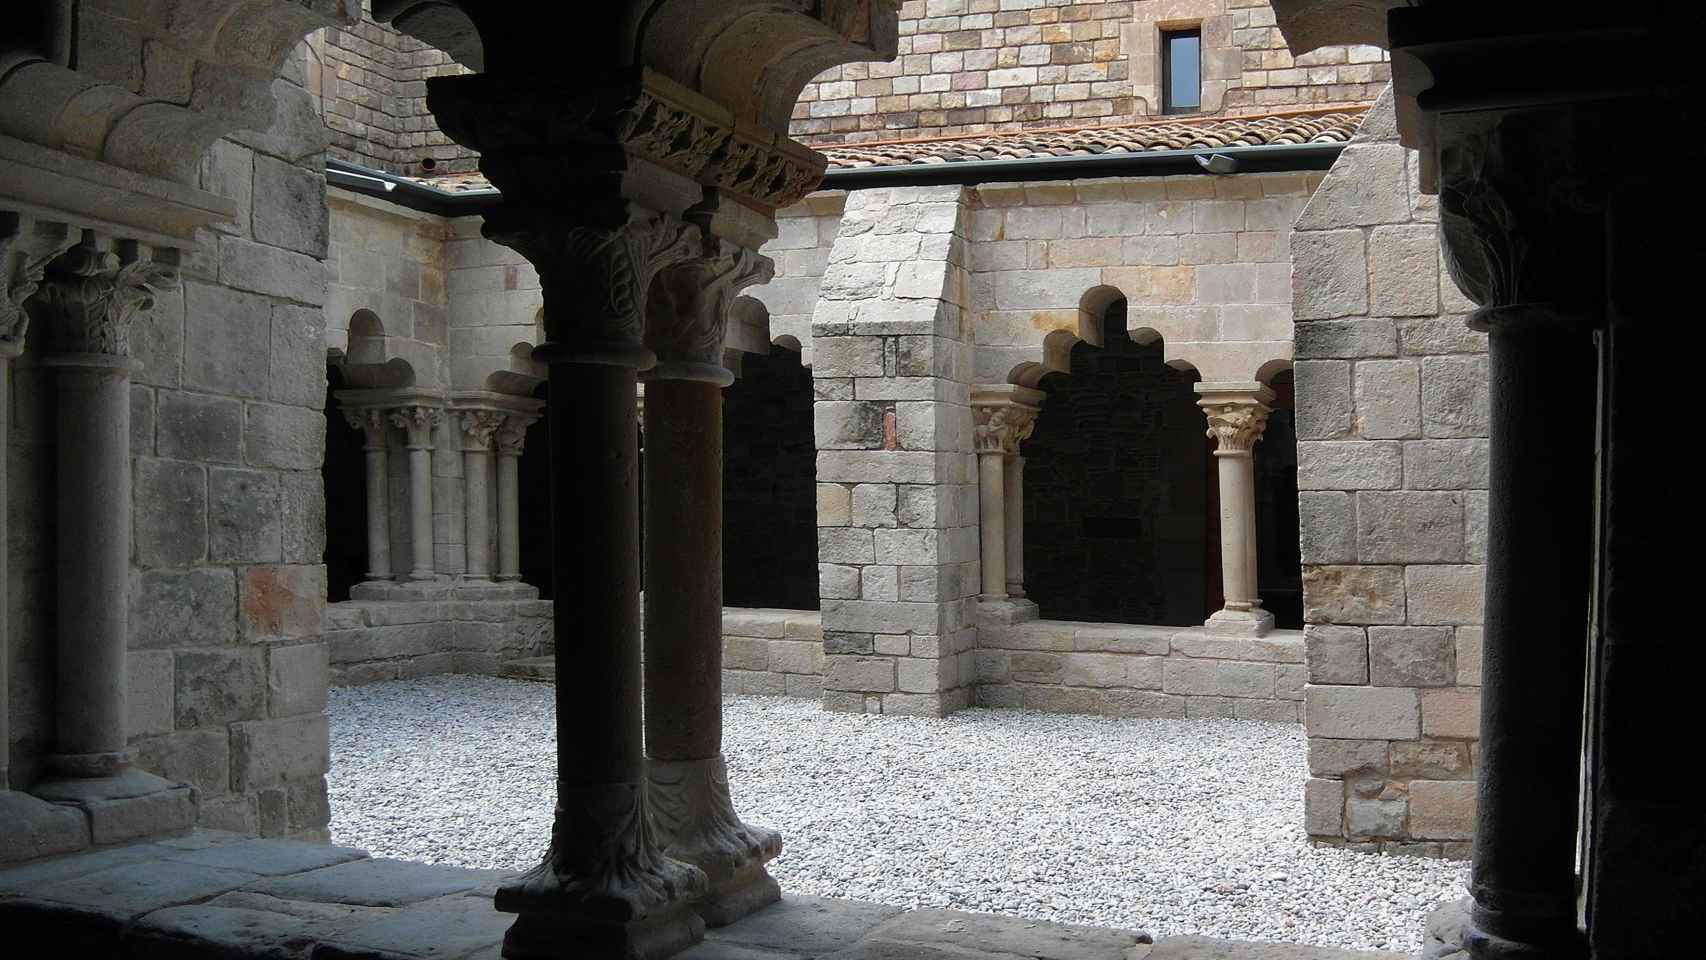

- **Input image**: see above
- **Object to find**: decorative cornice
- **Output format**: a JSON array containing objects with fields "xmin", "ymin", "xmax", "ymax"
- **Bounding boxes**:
[
  {"xmin": 26, "ymin": 235, "xmax": 178, "ymax": 359},
  {"xmin": 0, "ymin": 212, "xmax": 77, "ymax": 354}
]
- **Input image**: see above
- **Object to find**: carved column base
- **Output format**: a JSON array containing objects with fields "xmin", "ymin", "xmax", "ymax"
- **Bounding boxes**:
[
  {"xmin": 1205, "ymin": 606, "xmax": 1275, "ymax": 637},
  {"xmin": 648, "ymin": 756, "xmax": 782, "ymax": 926},
  {"xmin": 1463, "ymin": 919, "xmax": 1586, "ymax": 960},
  {"xmin": 495, "ymin": 781, "xmax": 707, "ymax": 959}
]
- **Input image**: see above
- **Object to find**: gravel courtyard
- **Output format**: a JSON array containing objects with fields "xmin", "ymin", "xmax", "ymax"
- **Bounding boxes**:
[{"xmin": 327, "ymin": 676, "xmax": 1467, "ymax": 953}]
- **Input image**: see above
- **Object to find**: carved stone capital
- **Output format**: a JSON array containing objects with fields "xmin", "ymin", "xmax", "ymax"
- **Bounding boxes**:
[
  {"xmin": 494, "ymin": 779, "xmax": 708, "ymax": 921},
  {"xmin": 25, "ymin": 236, "xmax": 179, "ymax": 359},
  {"xmin": 495, "ymin": 413, "xmax": 538, "ymax": 457},
  {"xmin": 342, "ymin": 407, "xmax": 390, "ymax": 449},
  {"xmin": 1195, "ymin": 385, "xmax": 1275, "ymax": 456},
  {"xmin": 458, "ymin": 409, "xmax": 506, "ymax": 452},
  {"xmin": 972, "ymin": 392, "xmax": 1041, "ymax": 456},
  {"xmin": 1, "ymin": 213, "xmax": 79, "ymax": 356},
  {"xmin": 389, "ymin": 405, "xmax": 444, "ymax": 450},
  {"xmin": 644, "ymin": 241, "xmax": 774, "ymax": 384}
]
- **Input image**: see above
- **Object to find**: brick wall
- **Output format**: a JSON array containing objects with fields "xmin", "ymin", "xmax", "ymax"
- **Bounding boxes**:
[
  {"xmin": 1291, "ymin": 89, "xmax": 1485, "ymax": 856},
  {"xmin": 792, "ymin": 0, "xmax": 1389, "ymax": 145}
]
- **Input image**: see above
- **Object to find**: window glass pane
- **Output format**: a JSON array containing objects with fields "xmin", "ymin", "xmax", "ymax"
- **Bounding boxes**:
[{"xmin": 1165, "ymin": 32, "xmax": 1201, "ymax": 111}]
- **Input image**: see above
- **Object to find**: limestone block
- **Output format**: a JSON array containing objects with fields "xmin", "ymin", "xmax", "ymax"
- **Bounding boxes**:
[
  {"xmin": 1195, "ymin": 263, "xmax": 1259, "ymax": 303},
  {"xmin": 1368, "ymin": 626, "xmax": 1456, "ymax": 687},
  {"xmin": 133, "ymin": 284, "xmax": 185, "ymax": 390},
  {"xmin": 183, "ymin": 281, "xmax": 271, "ymax": 400},
  {"xmin": 1404, "ymin": 565, "xmax": 1484, "ymax": 626},
  {"xmin": 231, "ymin": 715, "xmax": 330, "ymax": 791},
  {"xmin": 851, "ymin": 484, "xmax": 898, "ymax": 527},
  {"xmin": 861, "ymin": 564, "xmax": 899, "ymax": 601},
  {"xmin": 200, "ymin": 138, "xmax": 254, "ymax": 238},
  {"xmin": 127, "ymin": 651, "xmax": 175, "ymax": 738},
  {"xmin": 824, "ymin": 632, "xmax": 874, "ymax": 655},
  {"xmin": 1464, "ymin": 492, "xmax": 1488, "ymax": 563},
  {"xmin": 1390, "ymin": 740, "xmax": 1472, "ymax": 779},
  {"xmin": 1304, "ymin": 778, "xmax": 1344, "ymax": 835},
  {"xmin": 724, "ymin": 637, "xmax": 770, "ymax": 672},
  {"xmin": 1455, "ymin": 627, "xmax": 1483, "ymax": 686},
  {"xmin": 1070, "ymin": 624, "xmax": 1172, "ymax": 655},
  {"xmin": 209, "ymin": 468, "xmax": 282, "ymax": 563},
  {"xmin": 1056, "ymin": 653, "xmax": 1128, "ymax": 689},
  {"xmin": 1298, "ymin": 492, "xmax": 1356, "ymax": 564},
  {"xmin": 0, "ymin": 792, "xmax": 90, "ymax": 862},
  {"xmin": 1304, "ymin": 624, "xmax": 1368, "ymax": 684},
  {"xmin": 1402, "ymin": 439, "xmax": 1489, "ymax": 491},
  {"xmin": 1422, "ymin": 687, "xmax": 1480, "ymax": 739},
  {"xmin": 817, "ymin": 483, "xmax": 852, "ymax": 526},
  {"xmin": 1290, "ymin": 230, "xmax": 1367, "ymax": 320},
  {"xmin": 872, "ymin": 635, "xmax": 907, "ymax": 657},
  {"xmin": 239, "ymin": 565, "xmax": 325, "ymax": 643},
  {"xmin": 1305, "ymin": 684, "xmax": 1421, "ymax": 739},
  {"xmin": 1296, "ymin": 441, "xmax": 1401, "ymax": 490},
  {"xmin": 819, "ymin": 563, "xmax": 861, "ymax": 599},
  {"xmin": 133, "ymin": 730, "xmax": 230, "ymax": 796},
  {"xmin": 874, "ymin": 528, "xmax": 940, "ymax": 565},
  {"xmin": 269, "ymin": 305, "xmax": 327, "ymax": 407},
  {"xmin": 158, "ymin": 392, "xmax": 243, "ymax": 463},
  {"xmin": 1294, "ymin": 361, "xmax": 1352, "ymax": 440},
  {"xmin": 1420, "ymin": 356, "xmax": 1490, "ymax": 439},
  {"xmin": 1303, "ymin": 565, "xmax": 1407, "ymax": 626},
  {"xmin": 1218, "ymin": 303, "xmax": 1290, "ymax": 341},
  {"xmin": 175, "ymin": 649, "xmax": 266, "ymax": 728},
  {"xmin": 1295, "ymin": 144, "xmax": 1411, "ymax": 230},
  {"xmin": 243, "ymin": 402, "xmax": 324, "ymax": 470},
  {"xmin": 821, "ymin": 599, "xmax": 941, "ymax": 635},
  {"xmin": 1409, "ymin": 779, "xmax": 1476, "ymax": 839},
  {"xmin": 1307, "ymin": 738, "xmax": 1388, "ymax": 777},
  {"xmin": 816, "ymin": 401, "xmax": 886, "ymax": 449},
  {"xmin": 896, "ymin": 656, "xmax": 953, "ymax": 694},
  {"xmin": 1346, "ymin": 797, "xmax": 1407, "ymax": 838},
  {"xmin": 817, "ymin": 450, "xmax": 939, "ymax": 484},
  {"xmin": 768, "ymin": 640, "xmax": 822, "ymax": 676},
  {"xmin": 824, "ymin": 656, "xmax": 896, "ymax": 692},
  {"xmin": 785, "ymin": 675, "xmax": 823, "ymax": 698},
  {"xmin": 268, "ymin": 642, "xmax": 329, "ymax": 718},
  {"xmin": 1163, "ymin": 659, "xmax": 1275, "ymax": 699},
  {"xmin": 1104, "ymin": 690, "xmax": 1185, "ymax": 719},
  {"xmin": 130, "ymin": 568, "xmax": 237, "ymax": 648},
  {"xmin": 896, "ymin": 485, "xmax": 938, "ymax": 528},
  {"xmin": 218, "ymin": 236, "xmax": 326, "ymax": 306},
  {"xmin": 1368, "ymin": 224, "xmax": 1440, "ymax": 317},
  {"xmin": 88, "ymin": 786, "xmax": 196, "ymax": 845},
  {"xmin": 1169, "ymin": 634, "xmax": 1303, "ymax": 664},
  {"xmin": 990, "ymin": 267, "xmax": 1101, "ymax": 310},
  {"xmin": 1356, "ymin": 491, "xmax": 1463, "ymax": 563},
  {"xmin": 253, "ymin": 155, "xmax": 328, "ymax": 257},
  {"xmin": 1023, "ymin": 686, "xmax": 1105, "ymax": 715},
  {"xmin": 1294, "ymin": 317, "xmax": 1397, "ymax": 360},
  {"xmin": 818, "ymin": 528, "xmax": 876, "ymax": 564},
  {"xmin": 279, "ymin": 471, "xmax": 325, "ymax": 565},
  {"xmin": 1352, "ymin": 360, "xmax": 1420, "ymax": 439},
  {"xmin": 135, "ymin": 458, "xmax": 208, "ymax": 567},
  {"xmin": 1398, "ymin": 317, "xmax": 1486, "ymax": 356}
]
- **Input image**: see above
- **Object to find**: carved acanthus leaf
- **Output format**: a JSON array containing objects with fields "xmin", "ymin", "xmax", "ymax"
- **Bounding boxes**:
[
  {"xmin": 495, "ymin": 413, "xmax": 538, "ymax": 456},
  {"xmin": 458, "ymin": 409, "xmax": 506, "ymax": 449},
  {"xmin": 1201, "ymin": 402, "xmax": 1271, "ymax": 454},
  {"xmin": 0, "ymin": 214, "xmax": 79, "ymax": 352},
  {"xmin": 648, "ymin": 756, "xmax": 782, "ymax": 884},
  {"xmin": 25, "ymin": 239, "xmax": 179, "ymax": 357},
  {"xmin": 342, "ymin": 407, "xmax": 389, "ymax": 444},
  {"xmin": 388, "ymin": 405, "xmax": 444, "ymax": 447},
  {"xmin": 645, "ymin": 246, "xmax": 775, "ymax": 371}
]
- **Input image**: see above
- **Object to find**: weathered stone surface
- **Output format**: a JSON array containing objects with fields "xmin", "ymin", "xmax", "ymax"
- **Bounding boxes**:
[
  {"xmin": 1401, "ymin": 440, "xmax": 1488, "ymax": 491},
  {"xmin": 1352, "ymin": 360, "xmax": 1419, "ymax": 439},
  {"xmin": 1356, "ymin": 492, "xmax": 1463, "ymax": 564},
  {"xmin": 1304, "ymin": 624, "xmax": 1367, "ymax": 684},
  {"xmin": 1390, "ymin": 740, "xmax": 1471, "ymax": 780},
  {"xmin": 1306, "ymin": 685, "xmax": 1421, "ymax": 739},
  {"xmin": 1419, "ymin": 357, "xmax": 1488, "ymax": 439},
  {"xmin": 1454, "ymin": 627, "xmax": 1482, "ymax": 686},
  {"xmin": 1297, "ymin": 493, "xmax": 1355, "ymax": 564},
  {"xmin": 1404, "ymin": 565, "xmax": 1484, "ymax": 626},
  {"xmin": 243, "ymin": 857, "xmax": 503, "ymax": 907},
  {"xmin": 1296, "ymin": 441, "xmax": 1401, "ymax": 491},
  {"xmin": 1308, "ymin": 739, "xmax": 1388, "ymax": 777},
  {"xmin": 230, "ymin": 715, "xmax": 329, "ymax": 792},
  {"xmin": 279, "ymin": 470, "xmax": 326, "ymax": 564},
  {"xmin": 1293, "ymin": 361, "xmax": 1351, "ymax": 440},
  {"xmin": 244, "ymin": 402, "xmax": 324, "ymax": 470},
  {"xmin": 159, "ymin": 837, "xmax": 365, "ymax": 877},
  {"xmin": 1295, "ymin": 143, "xmax": 1411, "ymax": 230},
  {"xmin": 135, "ymin": 458, "xmax": 208, "ymax": 567},
  {"xmin": 269, "ymin": 305, "xmax": 327, "ymax": 407},
  {"xmin": 1294, "ymin": 318, "xmax": 1396, "ymax": 360},
  {"xmin": 864, "ymin": 906, "xmax": 1144, "ymax": 960},
  {"xmin": 15, "ymin": 855, "xmax": 252, "ymax": 921},
  {"xmin": 1346, "ymin": 797, "xmax": 1407, "ymax": 838},
  {"xmin": 157, "ymin": 392, "xmax": 243, "ymax": 463},
  {"xmin": 219, "ymin": 236, "xmax": 327, "ymax": 306},
  {"xmin": 1163, "ymin": 660, "xmax": 1274, "ymax": 699},
  {"xmin": 253, "ymin": 155, "xmax": 329, "ymax": 257},
  {"xmin": 128, "ymin": 650, "xmax": 175, "ymax": 738},
  {"xmin": 1368, "ymin": 627, "xmax": 1455, "ymax": 687},
  {"xmin": 1421, "ymin": 688, "xmax": 1480, "ymax": 739},
  {"xmin": 209, "ymin": 468, "xmax": 283, "ymax": 563},
  {"xmin": 0, "ymin": 792, "xmax": 88, "ymax": 864},
  {"xmin": 1149, "ymin": 936, "xmax": 1399, "ymax": 959},
  {"xmin": 240, "ymin": 565, "xmax": 324, "ymax": 642},
  {"xmin": 1290, "ymin": 231, "xmax": 1367, "ymax": 320},
  {"xmin": 1104, "ymin": 690, "xmax": 1185, "ymax": 719},
  {"xmin": 269, "ymin": 642, "xmax": 329, "ymax": 718},
  {"xmin": 824, "ymin": 656, "xmax": 896, "ymax": 693},
  {"xmin": 1302, "ymin": 565, "xmax": 1406, "ymax": 625},
  {"xmin": 1367, "ymin": 225, "xmax": 1439, "ymax": 317},
  {"xmin": 183, "ymin": 281, "xmax": 271, "ymax": 400},
  {"xmin": 708, "ymin": 896, "xmax": 902, "ymax": 956},
  {"xmin": 317, "ymin": 892, "xmax": 510, "ymax": 959},
  {"xmin": 1409, "ymin": 780, "xmax": 1476, "ymax": 840},
  {"xmin": 134, "ymin": 731, "xmax": 230, "ymax": 796},
  {"xmin": 1303, "ymin": 778, "xmax": 1343, "ymax": 836}
]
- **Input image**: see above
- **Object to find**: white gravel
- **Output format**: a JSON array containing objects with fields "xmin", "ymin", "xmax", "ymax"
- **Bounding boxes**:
[{"xmin": 328, "ymin": 675, "xmax": 1466, "ymax": 953}]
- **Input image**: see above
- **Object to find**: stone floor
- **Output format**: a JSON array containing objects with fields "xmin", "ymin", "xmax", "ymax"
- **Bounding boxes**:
[{"xmin": 0, "ymin": 830, "xmax": 1408, "ymax": 959}]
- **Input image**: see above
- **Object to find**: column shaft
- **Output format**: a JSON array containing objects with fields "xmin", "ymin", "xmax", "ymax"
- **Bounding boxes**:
[
  {"xmin": 1216, "ymin": 451, "xmax": 1256, "ymax": 609},
  {"xmin": 463, "ymin": 448, "xmax": 493, "ymax": 580},
  {"xmin": 0, "ymin": 351, "xmax": 13, "ymax": 789},
  {"xmin": 1469, "ymin": 308, "xmax": 1596, "ymax": 957},
  {"xmin": 48, "ymin": 357, "xmax": 132, "ymax": 774},
  {"xmin": 407, "ymin": 442, "xmax": 433, "ymax": 580},
  {"xmin": 496, "ymin": 450, "xmax": 521, "ymax": 581},
  {"xmin": 978, "ymin": 450, "xmax": 1006, "ymax": 600},
  {"xmin": 363, "ymin": 436, "xmax": 391, "ymax": 580},
  {"xmin": 1003, "ymin": 455, "xmax": 1025, "ymax": 598}
]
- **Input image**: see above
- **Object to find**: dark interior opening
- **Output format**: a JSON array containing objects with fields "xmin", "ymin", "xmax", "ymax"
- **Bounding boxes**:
[
  {"xmin": 1022, "ymin": 303, "xmax": 1212, "ymax": 625},
  {"xmin": 1255, "ymin": 369, "xmax": 1303, "ymax": 630},
  {"xmin": 722, "ymin": 346, "xmax": 819, "ymax": 610},
  {"xmin": 518, "ymin": 380, "xmax": 553, "ymax": 599},
  {"xmin": 322, "ymin": 364, "xmax": 367, "ymax": 602}
]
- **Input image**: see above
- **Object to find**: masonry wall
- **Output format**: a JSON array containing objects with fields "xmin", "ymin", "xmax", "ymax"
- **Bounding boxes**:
[
  {"xmin": 1291, "ymin": 90, "xmax": 1485, "ymax": 856},
  {"xmin": 793, "ymin": 0, "xmax": 1389, "ymax": 145}
]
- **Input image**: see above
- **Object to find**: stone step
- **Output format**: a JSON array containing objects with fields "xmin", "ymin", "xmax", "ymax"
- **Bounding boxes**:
[{"xmin": 499, "ymin": 657, "xmax": 555, "ymax": 681}]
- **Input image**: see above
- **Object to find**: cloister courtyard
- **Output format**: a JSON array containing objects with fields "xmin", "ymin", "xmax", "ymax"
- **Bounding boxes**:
[{"xmin": 327, "ymin": 677, "xmax": 1466, "ymax": 955}]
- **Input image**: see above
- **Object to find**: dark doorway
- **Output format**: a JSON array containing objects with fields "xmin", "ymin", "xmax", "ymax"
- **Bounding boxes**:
[
  {"xmin": 722, "ymin": 346, "xmax": 819, "ymax": 610},
  {"xmin": 323, "ymin": 365, "xmax": 367, "ymax": 602},
  {"xmin": 518, "ymin": 381, "xmax": 553, "ymax": 599},
  {"xmin": 1022, "ymin": 305, "xmax": 1211, "ymax": 625},
  {"xmin": 1255, "ymin": 369, "xmax": 1303, "ymax": 629}
]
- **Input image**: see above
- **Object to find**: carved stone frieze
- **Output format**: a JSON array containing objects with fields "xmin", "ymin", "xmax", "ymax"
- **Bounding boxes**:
[
  {"xmin": 24, "ymin": 236, "xmax": 178, "ymax": 358},
  {"xmin": 0, "ymin": 212, "xmax": 78, "ymax": 355},
  {"xmin": 973, "ymin": 403, "xmax": 1039, "ymax": 455}
]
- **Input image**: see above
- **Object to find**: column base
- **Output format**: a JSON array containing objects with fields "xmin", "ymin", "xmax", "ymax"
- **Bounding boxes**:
[
  {"xmin": 977, "ymin": 597, "xmax": 1040, "ymax": 625},
  {"xmin": 30, "ymin": 768, "xmax": 194, "ymax": 847},
  {"xmin": 495, "ymin": 781, "xmax": 707, "ymax": 958},
  {"xmin": 647, "ymin": 756, "xmax": 782, "ymax": 927},
  {"xmin": 0, "ymin": 790, "xmax": 91, "ymax": 864},
  {"xmin": 1204, "ymin": 606, "xmax": 1275, "ymax": 637},
  {"xmin": 1463, "ymin": 899, "xmax": 1587, "ymax": 960}
]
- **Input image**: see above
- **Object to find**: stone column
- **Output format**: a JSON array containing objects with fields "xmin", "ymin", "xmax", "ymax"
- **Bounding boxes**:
[
  {"xmin": 972, "ymin": 386, "xmax": 1040, "ymax": 618},
  {"xmin": 1003, "ymin": 454, "xmax": 1027, "ymax": 598},
  {"xmin": 26, "ymin": 239, "xmax": 182, "ymax": 806},
  {"xmin": 642, "ymin": 239, "xmax": 781, "ymax": 926},
  {"xmin": 343, "ymin": 408, "xmax": 393, "ymax": 581},
  {"xmin": 458, "ymin": 409, "xmax": 504, "ymax": 582},
  {"xmin": 390, "ymin": 405, "xmax": 441, "ymax": 581},
  {"xmin": 1197, "ymin": 383, "xmax": 1275, "ymax": 637},
  {"xmin": 1465, "ymin": 305, "xmax": 1596, "ymax": 958},
  {"xmin": 494, "ymin": 412, "xmax": 535, "ymax": 583}
]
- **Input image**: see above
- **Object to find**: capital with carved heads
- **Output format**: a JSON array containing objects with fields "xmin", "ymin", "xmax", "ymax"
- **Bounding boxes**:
[
  {"xmin": 972, "ymin": 385, "xmax": 1043, "ymax": 456},
  {"xmin": 458, "ymin": 409, "xmax": 506, "ymax": 452}
]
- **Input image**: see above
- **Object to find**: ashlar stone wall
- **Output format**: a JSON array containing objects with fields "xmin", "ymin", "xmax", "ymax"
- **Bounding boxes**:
[
  {"xmin": 747, "ymin": 195, "xmax": 844, "ymax": 363},
  {"xmin": 1291, "ymin": 89, "xmax": 1485, "ymax": 856}
]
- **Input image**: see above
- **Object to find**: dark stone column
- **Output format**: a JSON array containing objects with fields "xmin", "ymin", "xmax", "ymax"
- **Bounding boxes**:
[
  {"xmin": 642, "ymin": 244, "xmax": 781, "ymax": 926},
  {"xmin": 1465, "ymin": 304, "xmax": 1596, "ymax": 959}
]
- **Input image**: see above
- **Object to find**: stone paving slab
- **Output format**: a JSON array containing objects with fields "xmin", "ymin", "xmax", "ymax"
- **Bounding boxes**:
[
  {"xmin": 1142, "ymin": 936, "xmax": 1403, "ymax": 959},
  {"xmin": 705, "ymin": 893, "xmax": 903, "ymax": 956},
  {"xmin": 160, "ymin": 838, "xmax": 369, "ymax": 876},
  {"xmin": 315, "ymin": 892, "xmax": 512, "ymax": 959},
  {"xmin": 863, "ymin": 907, "xmax": 1148, "ymax": 960},
  {"xmin": 126, "ymin": 904, "xmax": 326, "ymax": 959},
  {"xmin": 20, "ymin": 858, "xmax": 263, "ymax": 920},
  {"xmin": 242, "ymin": 856, "xmax": 511, "ymax": 907}
]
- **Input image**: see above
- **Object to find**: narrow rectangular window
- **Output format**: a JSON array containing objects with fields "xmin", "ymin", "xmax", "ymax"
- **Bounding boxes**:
[{"xmin": 1162, "ymin": 28, "xmax": 1202, "ymax": 114}]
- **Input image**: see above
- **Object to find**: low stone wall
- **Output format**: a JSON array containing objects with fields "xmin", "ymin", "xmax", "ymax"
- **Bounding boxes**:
[
  {"xmin": 326, "ymin": 582, "xmax": 552, "ymax": 685},
  {"xmin": 974, "ymin": 619, "xmax": 1306, "ymax": 722},
  {"xmin": 721, "ymin": 608, "xmax": 825, "ymax": 699}
]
